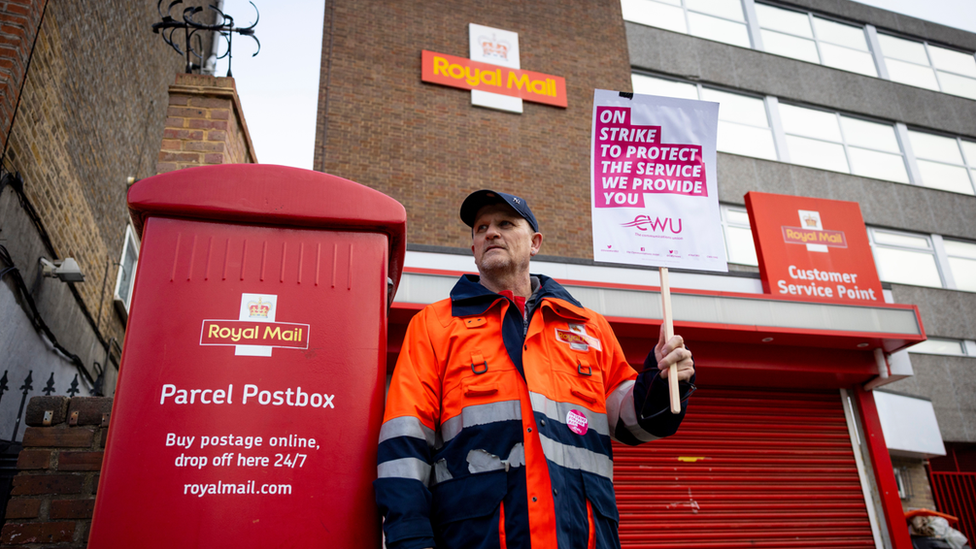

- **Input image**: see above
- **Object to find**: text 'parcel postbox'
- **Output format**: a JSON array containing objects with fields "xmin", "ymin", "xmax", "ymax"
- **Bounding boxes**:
[{"xmin": 88, "ymin": 164, "xmax": 406, "ymax": 548}]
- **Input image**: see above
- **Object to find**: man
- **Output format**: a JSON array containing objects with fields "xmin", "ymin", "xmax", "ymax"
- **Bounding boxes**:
[{"xmin": 376, "ymin": 190, "xmax": 695, "ymax": 549}]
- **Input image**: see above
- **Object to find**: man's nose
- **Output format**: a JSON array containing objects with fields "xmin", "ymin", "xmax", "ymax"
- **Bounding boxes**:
[{"xmin": 485, "ymin": 223, "xmax": 501, "ymax": 238}]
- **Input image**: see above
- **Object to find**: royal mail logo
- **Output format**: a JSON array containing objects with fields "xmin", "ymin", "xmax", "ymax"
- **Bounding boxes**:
[
  {"xmin": 478, "ymin": 33, "xmax": 509, "ymax": 61},
  {"xmin": 200, "ymin": 293, "xmax": 309, "ymax": 357},
  {"xmin": 781, "ymin": 226, "xmax": 847, "ymax": 247},
  {"xmin": 555, "ymin": 324, "xmax": 602, "ymax": 352},
  {"xmin": 247, "ymin": 297, "xmax": 271, "ymax": 318},
  {"xmin": 781, "ymin": 210, "xmax": 847, "ymax": 251}
]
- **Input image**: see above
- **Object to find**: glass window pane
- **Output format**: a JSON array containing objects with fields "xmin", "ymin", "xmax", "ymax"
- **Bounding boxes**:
[
  {"xmin": 840, "ymin": 117, "xmax": 900, "ymax": 152},
  {"xmin": 928, "ymin": 45, "xmax": 976, "ymax": 78},
  {"xmin": 872, "ymin": 231, "xmax": 930, "ymax": 249},
  {"xmin": 760, "ymin": 29, "xmax": 820, "ymax": 63},
  {"xmin": 948, "ymin": 256, "xmax": 976, "ymax": 291},
  {"xmin": 915, "ymin": 160, "xmax": 975, "ymax": 194},
  {"xmin": 701, "ymin": 88, "xmax": 768, "ymax": 126},
  {"xmin": 819, "ymin": 43, "xmax": 877, "ymax": 76},
  {"xmin": 717, "ymin": 122, "xmax": 777, "ymax": 160},
  {"xmin": 885, "ymin": 59, "xmax": 940, "ymax": 90},
  {"xmin": 687, "ymin": 0, "xmax": 744, "ymax": 21},
  {"xmin": 944, "ymin": 240, "xmax": 976, "ymax": 259},
  {"xmin": 785, "ymin": 135, "xmax": 849, "ymax": 172},
  {"xmin": 878, "ymin": 34, "xmax": 931, "ymax": 65},
  {"xmin": 908, "ymin": 131, "xmax": 963, "ymax": 163},
  {"xmin": 812, "ymin": 17, "xmax": 868, "ymax": 51},
  {"xmin": 631, "ymin": 74, "xmax": 699, "ymax": 100},
  {"xmin": 908, "ymin": 338, "xmax": 965, "ymax": 355},
  {"xmin": 779, "ymin": 104, "xmax": 842, "ymax": 142},
  {"xmin": 755, "ymin": 3, "xmax": 812, "ymax": 38},
  {"xmin": 960, "ymin": 141, "xmax": 976, "ymax": 165},
  {"xmin": 725, "ymin": 225, "xmax": 758, "ymax": 265},
  {"xmin": 848, "ymin": 147, "xmax": 909, "ymax": 183},
  {"xmin": 621, "ymin": 0, "xmax": 687, "ymax": 33},
  {"xmin": 725, "ymin": 207, "xmax": 750, "ymax": 225},
  {"xmin": 937, "ymin": 71, "xmax": 976, "ymax": 100},
  {"xmin": 688, "ymin": 12, "xmax": 751, "ymax": 47},
  {"xmin": 874, "ymin": 247, "xmax": 942, "ymax": 287}
]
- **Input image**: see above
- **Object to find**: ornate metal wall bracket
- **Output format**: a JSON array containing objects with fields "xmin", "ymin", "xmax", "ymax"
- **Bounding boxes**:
[{"xmin": 153, "ymin": 0, "xmax": 260, "ymax": 76}]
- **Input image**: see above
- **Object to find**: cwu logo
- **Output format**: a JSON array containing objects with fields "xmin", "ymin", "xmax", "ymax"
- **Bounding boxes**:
[{"xmin": 621, "ymin": 215, "xmax": 683, "ymax": 233}]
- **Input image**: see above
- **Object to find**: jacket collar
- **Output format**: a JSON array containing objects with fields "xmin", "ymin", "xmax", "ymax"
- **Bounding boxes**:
[{"xmin": 450, "ymin": 273, "xmax": 584, "ymax": 318}]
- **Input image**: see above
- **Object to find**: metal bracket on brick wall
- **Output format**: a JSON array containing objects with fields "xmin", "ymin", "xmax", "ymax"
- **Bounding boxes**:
[{"xmin": 152, "ymin": 0, "xmax": 261, "ymax": 77}]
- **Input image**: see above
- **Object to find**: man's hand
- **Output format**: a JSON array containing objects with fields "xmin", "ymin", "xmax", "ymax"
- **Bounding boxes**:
[{"xmin": 653, "ymin": 324, "xmax": 695, "ymax": 382}]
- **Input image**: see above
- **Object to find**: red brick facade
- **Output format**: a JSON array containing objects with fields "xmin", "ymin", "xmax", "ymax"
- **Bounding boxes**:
[
  {"xmin": 0, "ymin": 0, "xmax": 46, "ymax": 154},
  {"xmin": 314, "ymin": 0, "xmax": 632, "ymax": 258},
  {"xmin": 157, "ymin": 73, "xmax": 257, "ymax": 173},
  {"xmin": 0, "ymin": 396, "xmax": 111, "ymax": 548}
]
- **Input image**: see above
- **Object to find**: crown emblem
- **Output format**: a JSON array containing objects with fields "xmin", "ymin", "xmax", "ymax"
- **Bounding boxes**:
[
  {"xmin": 247, "ymin": 298, "xmax": 271, "ymax": 318},
  {"xmin": 803, "ymin": 214, "xmax": 818, "ymax": 228},
  {"xmin": 479, "ymin": 34, "xmax": 509, "ymax": 60}
]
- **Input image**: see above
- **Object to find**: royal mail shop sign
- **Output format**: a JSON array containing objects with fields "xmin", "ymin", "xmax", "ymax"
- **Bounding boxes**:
[
  {"xmin": 745, "ymin": 191, "xmax": 883, "ymax": 304},
  {"xmin": 88, "ymin": 165, "xmax": 406, "ymax": 548}
]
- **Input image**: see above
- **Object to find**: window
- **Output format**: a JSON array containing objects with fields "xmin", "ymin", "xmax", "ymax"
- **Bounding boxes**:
[
  {"xmin": 621, "ymin": 0, "xmax": 751, "ymax": 48},
  {"xmin": 720, "ymin": 204, "xmax": 758, "ymax": 266},
  {"xmin": 907, "ymin": 130, "xmax": 976, "ymax": 195},
  {"xmin": 944, "ymin": 239, "xmax": 976, "ymax": 292},
  {"xmin": 869, "ymin": 229, "xmax": 942, "ymax": 288},
  {"xmin": 877, "ymin": 34, "xmax": 976, "ymax": 100},
  {"xmin": 754, "ymin": 3, "xmax": 876, "ymax": 76},
  {"xmin": 632, "ymin": 74, "xmax": 777, "ymax": 160},
  {"xmin": 113, "ymin": 225, "xmax": 139, "ymax": 321},
  {"xmin": 779, "ymin": 103, "xmax": 908, "ymax": 182},
  {"xmin": 907, "ymin": 338, "xmax": 967, "ymax": 356}
]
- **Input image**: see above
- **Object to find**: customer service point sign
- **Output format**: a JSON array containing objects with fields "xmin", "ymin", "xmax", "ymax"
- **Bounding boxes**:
[
  {"xmin": 590, "ymin": 90, "xmax": 726, "ymax": 412},
  {"xmin": 88, "ymin": 165, "xmax": 406, "ymax": 548}
]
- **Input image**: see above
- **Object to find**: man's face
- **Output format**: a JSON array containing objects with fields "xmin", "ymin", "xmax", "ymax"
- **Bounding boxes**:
[{"xmin": 471, "ymin": 202, "xmax": 542, "ymax": 278}]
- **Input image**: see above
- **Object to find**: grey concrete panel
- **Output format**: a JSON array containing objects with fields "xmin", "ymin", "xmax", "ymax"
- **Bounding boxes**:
[
  {"xmin": 713, "ymin": 154, "xmax": 976, "ymax": 240},
  {"xmin": 887, "ymin": 354, "xmax": 976, "ymax": 442},
  {"xmin": 625, "ymin": 24, "xmax": 976, "ymax": 138},
  {"xmin": 890, "ymin": 285, "xmax": 976, "ymax": 339},
  {"xmin": 932, "ymin": 406, "xmax": 969, "ymax": 443}
]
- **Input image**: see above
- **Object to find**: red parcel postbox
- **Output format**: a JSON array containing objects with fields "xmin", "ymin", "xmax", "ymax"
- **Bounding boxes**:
[{"xmin": 89, "ymin": 165, "xmax": 406, "ymax": 547}]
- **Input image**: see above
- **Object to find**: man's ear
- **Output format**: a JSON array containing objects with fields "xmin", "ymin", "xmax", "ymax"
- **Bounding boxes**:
[{"xmin": 529, "ymin": 232, "xmax": 543, "ymax": 256}]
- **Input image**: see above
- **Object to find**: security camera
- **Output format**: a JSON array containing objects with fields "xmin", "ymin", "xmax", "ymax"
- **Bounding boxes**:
[{"xmin": 39, "ymin": 257, "xmax": 86, "ymax": 283}]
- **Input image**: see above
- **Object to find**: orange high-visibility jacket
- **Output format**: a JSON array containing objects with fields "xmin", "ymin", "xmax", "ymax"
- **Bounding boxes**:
[{"xmin": 376, "ymin": 274, "xmax": 688, "ymax": 549}]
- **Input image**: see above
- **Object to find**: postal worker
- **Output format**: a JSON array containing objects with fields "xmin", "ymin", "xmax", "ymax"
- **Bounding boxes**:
[{"xmin": 375, "ymin": 189, "xmax": 696, "ymax": 549}]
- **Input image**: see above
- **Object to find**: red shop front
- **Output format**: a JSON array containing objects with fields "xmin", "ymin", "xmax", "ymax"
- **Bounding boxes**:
[{"xmin": 388, "ymin": 265, "xmax": 923, "ymax": 549}]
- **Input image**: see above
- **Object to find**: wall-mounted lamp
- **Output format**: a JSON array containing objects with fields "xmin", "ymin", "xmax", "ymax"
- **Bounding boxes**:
[{"xmin": 39, "ymin": 257, "xmax": 85, "ymax": 283}]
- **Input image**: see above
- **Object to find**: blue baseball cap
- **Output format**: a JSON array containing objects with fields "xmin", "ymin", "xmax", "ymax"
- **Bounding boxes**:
[{"xmin": 460, "ymin": 189, "xmax": 539, "ymax": 233}]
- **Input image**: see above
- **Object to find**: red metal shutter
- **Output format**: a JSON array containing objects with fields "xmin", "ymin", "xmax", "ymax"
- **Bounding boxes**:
[{"xmin": 613, "ymin": 387, "xmax": 876, "ymax": 548}]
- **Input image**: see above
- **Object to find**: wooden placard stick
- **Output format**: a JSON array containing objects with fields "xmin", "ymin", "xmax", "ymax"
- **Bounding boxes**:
[{"xmin": 660, "ymin": 267, "xmax": 681, "ymax": 414}]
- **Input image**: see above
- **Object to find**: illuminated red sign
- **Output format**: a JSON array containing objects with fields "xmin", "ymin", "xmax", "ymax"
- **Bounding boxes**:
[{"xmin": 745, "ymin": 192, "xmax": 883, "ymax": 304}]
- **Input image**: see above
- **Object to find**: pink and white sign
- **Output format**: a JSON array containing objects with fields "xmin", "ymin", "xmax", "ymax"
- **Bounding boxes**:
[
  {"xmin": 566, "ymin": 409, "xmax": 588, "ymax": 436},
  {"xmin": 590, "ymin": 90, "xmax": 726, "ymax": 272}
]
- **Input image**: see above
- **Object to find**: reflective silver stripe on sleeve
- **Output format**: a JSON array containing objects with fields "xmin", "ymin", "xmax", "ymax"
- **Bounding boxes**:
[
  {"xmin": 605, "ymin": 380, "xmax": 633, "ymax": 438},
  {"xmin": 440, "ymin": 400, "xmax": 522, "ymax": 442},
  {"xmin": 529, "ymin": 392, "xmax": 610, "ymax": 437},
  {"xmin": 538, "ymin": 433, "xmax": 614, "ymax": 480},
  {"xmin": 615, "ymin": 381, "xmax": 659, "ymax": 443},
  {"xmin": 378, "ymin": 416, "xmax": 436, "ymax": 447},
  {"xmin": 377, "ymin": 457, "xmax": 431, "ymax": 485}
]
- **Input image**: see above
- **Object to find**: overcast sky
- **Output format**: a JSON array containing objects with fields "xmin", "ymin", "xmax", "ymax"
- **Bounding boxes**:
[{"xmin": 214, "ymin": 0, "xmax": 976, "ymax": 170}]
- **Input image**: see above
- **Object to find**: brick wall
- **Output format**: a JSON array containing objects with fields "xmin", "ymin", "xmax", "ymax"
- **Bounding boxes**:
[
  {"xmin": 157, "ymin": 73, "xmax": 257, "ymax": 174},
  {"xmin": 0, "ymin": 396, "xmax": 111, "ymax": 548},
  {"xmin": 0, "ymin": 0, "xmax": 194, "ymax": 346},
  {"xmin": 314, "ymin": 0, "xmax": 632, "ymax": 258},
  {"xmin": 891, "ymin": 456, "xmax": 937, "ymax": 513},
  {"xmin": 0, "ymin": 0, "xmax": 45, "ymax": 154}
]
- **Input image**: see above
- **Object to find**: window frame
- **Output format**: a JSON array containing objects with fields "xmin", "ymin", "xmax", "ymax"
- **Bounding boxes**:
[
  {"xmin": 719, "ymin": 203, "xmax": 759, "ymax": 266},
  {"xmin": 867, "ymin": 227, "xmax": 946, "ymax": 289},
  {"xmin": 113, "ymin": 225, "xmax": 140, "ymax": 322},
  {"xmin": 904, "ymin": 128, "xmax": 976, "ymax": 195},
  {"xmin": 876, "ymin": 31, "xmax": 976, "ymax": 100},
  {"xmin": 622, "ymin": 0, "xmax": 755, "ymax": 48}
]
